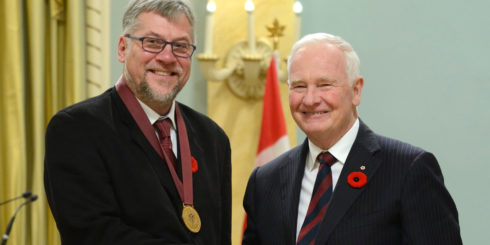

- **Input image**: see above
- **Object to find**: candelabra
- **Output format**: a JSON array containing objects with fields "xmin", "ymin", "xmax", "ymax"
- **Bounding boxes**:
[{"xmin": 197, "ymin": 0, "xmax": 302, "ymax": 100}]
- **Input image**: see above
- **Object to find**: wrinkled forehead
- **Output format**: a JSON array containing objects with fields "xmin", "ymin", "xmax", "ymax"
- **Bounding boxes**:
[
  {"xmin": 289, "ymin": 43, "xmax": 348, "ymax": 82},
  {"xmin": 291, "ymin": 43, "xmax": 346, "ymax": 69}
]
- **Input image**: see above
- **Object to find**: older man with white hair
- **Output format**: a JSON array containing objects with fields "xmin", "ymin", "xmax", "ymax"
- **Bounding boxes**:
[{"xmin": 243, "ymin": 32, "xmax": 461, "ymax": 245}]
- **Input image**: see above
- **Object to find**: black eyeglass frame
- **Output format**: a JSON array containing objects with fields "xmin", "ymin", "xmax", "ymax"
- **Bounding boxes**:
[{"xmin": 125, "ymin": 34, "xmax": 196, "ymax": 58}]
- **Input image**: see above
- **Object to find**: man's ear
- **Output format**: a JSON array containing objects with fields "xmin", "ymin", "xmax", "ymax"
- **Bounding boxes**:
[
  {"xmin": 117, "ymin": 35, "xmax": 127, "ymax": 63},
  {"xmin": 352, "ymin": 76, "xmax": 364, "ymax": 106}
]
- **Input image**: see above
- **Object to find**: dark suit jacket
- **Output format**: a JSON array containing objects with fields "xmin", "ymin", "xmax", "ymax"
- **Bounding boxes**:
[
  {"xmin": 44, "ymin": 87, "xmax": 231, "ymax": 245},
  {"xmin": 243, "ymin": 120, "xmax": 461, "ymax": 245}
]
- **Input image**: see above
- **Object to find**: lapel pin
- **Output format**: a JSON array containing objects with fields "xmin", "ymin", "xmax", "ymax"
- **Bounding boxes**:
[
  {"xmin": 360, "ymin": 165, "xmax": 366, "ymax": 171},
  {"xmin": 191, "ymin": 156, "xmax": 198, "ymax": 173},
  {"xmin": 347, "ymin": 171, "xmax": 367, "ymax": 188}
]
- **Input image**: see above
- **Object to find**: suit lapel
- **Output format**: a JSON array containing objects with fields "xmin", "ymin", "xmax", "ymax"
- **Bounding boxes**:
[
  {"xmin": 112, "ymin": 89, "xmax": 181, "ymax": 207},
  {"xmin": 315, "ymin": 121, "xmax": 382, "ymax": 244},
  {"xmin": 178, "ymin": 103, "xmax": 204, "ymax": 160},
  {"xmin": 113, "ymin": 88, "xmax": 158, "ymax": 159},
  {"xmin": 279, "ymin": 140, "xmax": 309, "ymax": 245}
]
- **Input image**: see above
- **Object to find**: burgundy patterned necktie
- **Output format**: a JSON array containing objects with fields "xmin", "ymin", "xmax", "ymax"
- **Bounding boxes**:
[
  {"xmin": 154, "ymin": 118, "xmax": 177, "ymax": 169},
  {"xmin": 297, "ymin": 152, "xmax": 337, "ymax": 245}
]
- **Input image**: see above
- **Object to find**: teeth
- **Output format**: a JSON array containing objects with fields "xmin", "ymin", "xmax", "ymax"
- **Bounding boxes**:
[
  {"xmin": 154, "ymin": 71, "xmax": 171, "ymax": 76},
  {"xmin": 305, "ymin": 112, "xmax": 325, "ymax": 115}
]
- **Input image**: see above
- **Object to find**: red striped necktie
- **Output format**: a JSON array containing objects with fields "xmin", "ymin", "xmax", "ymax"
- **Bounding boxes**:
[
  {"xmin": 297, "ymin": 152, "xmax": 337, "ymax": 245},
  {"xmin": 154, "ymin": 118, "xmax": 177, "ymax": 169}
]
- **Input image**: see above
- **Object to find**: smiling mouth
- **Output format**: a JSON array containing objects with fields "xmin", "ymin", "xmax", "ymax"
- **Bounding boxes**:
[
  {"xmin": 304, "ymin": 111, "xmax": 327, "ymax": 116},
  {"xmin": 150, "ymin": 69, "xmax": 178, "ymax": 76}
]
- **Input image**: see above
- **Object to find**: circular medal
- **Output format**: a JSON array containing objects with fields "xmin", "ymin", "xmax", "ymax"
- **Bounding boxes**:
[{"xmin": 182, "ymin": 205, "xmax": 201, "ymax": 233}]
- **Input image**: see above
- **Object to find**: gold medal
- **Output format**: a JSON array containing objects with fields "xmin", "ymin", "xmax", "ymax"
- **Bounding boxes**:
[{"xmin": 182, "ymin": 205, "xmax": 201, "ymax": 233}]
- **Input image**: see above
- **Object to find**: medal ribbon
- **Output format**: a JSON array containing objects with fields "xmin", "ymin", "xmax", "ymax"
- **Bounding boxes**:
[{"xmin": 116, "ymin": 77, "xmax": 193, "ymax": 206}]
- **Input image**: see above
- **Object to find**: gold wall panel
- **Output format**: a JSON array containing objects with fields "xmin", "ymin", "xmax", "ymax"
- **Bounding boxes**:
[{"xmin": 204, "ymin": 1, "xmax": 299, "ymax": 244}]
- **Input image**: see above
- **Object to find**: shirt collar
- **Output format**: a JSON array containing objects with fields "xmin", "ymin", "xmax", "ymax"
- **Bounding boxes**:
[
  {"xmin": 137, "ymin": 99, "xmax": 176, "ymax": 130},
  {"xmin": 306, "ymin": 118, "xmax": 360, "ymax": 170}
]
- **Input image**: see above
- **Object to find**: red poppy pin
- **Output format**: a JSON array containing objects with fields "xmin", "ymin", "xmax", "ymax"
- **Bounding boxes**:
[
  {"xmin": 347, "ymin": 171, "xmax": 367, "ymax": 188},
  {"xmin": 191, "ymin": 157, "xmax": 198, "ymax": 173}
]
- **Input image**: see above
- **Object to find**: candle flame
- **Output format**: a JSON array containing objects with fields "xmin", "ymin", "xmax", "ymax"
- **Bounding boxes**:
[
  {"xmin": 293, "ymin": 1, "xmax": 303, "ymax": 14},
  {"xmin": 207, "ymin": 1, "xmax": 216, "ymax": 13},
  {"xmin": 245, "ymin": 0, "xmax": 254, "ymax": 12}
]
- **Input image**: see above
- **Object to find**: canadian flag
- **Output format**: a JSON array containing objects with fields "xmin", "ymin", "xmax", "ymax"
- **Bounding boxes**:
[
  {"xmin": 255, "ymin": 52, "xmax": 290, "ymax": 167},
  {"xmin": 242, "ymin": 52, "xmax": 290, "ymax": 240}
]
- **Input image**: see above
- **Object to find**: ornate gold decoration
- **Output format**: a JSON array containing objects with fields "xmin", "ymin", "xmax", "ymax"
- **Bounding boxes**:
[
  {"xmin": 266, "ymin": 19, "xmax": 285, "ymax": 50},
  {"xmin": 224, "ymin": 39, "xmax": 272, "ymax": 99},
  {"xmin": 197, "ymin": 19, "xmax": 288, "ymax": 100}
]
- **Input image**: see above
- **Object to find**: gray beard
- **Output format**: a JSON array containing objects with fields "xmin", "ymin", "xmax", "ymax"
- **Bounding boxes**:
[
  {"xmin": 124, "ymin": 66, "xmax": 181, "ymax": 108},
  {"xmin": 139, "ymin": 76, "xmax": 180, "ymax": 106}
]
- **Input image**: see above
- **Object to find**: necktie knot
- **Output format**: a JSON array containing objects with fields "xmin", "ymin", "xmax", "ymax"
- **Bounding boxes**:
[
  {"xmin": 154, "ymin": 118, "xmax": 172, "ymax": 137},
  {"xmin": 317, "ymin": 152, "xmax": 336, "ymax": 167},
  {"xmin": 154, "ymin": 118, "xmax": 178, "ymax": 174},
  {"xmin": 297, "ymin": 151, "xmax": 336, "ymax": 245},
  {"xmin": 154, "ymin": 118, "xmax": 173, "ymax": 151}
]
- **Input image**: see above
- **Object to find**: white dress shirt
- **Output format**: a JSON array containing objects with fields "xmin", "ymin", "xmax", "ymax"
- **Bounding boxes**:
[
  {"xmin": 138, "ymin": 99, "xmax": 178, "ymax": 156},
  {"xmin": 296, "ymin": 118, "xmax": 360, "ymax": 239}
]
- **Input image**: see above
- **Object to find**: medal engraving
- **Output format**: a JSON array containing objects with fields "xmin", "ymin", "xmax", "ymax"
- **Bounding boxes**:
[{"xmin": 182, "ymin": 205, "xmax": 201, "ymax": 233}]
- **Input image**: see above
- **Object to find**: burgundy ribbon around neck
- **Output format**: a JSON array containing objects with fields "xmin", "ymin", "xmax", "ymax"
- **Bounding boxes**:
[{"xmin": 115, "ymin": 77, "xmax": 193, "ymax": 205}]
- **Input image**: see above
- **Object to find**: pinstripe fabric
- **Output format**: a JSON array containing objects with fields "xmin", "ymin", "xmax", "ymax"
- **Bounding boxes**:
[
  {"xmin": 297, "ymin": 152, "xmax": 336, "ymax": 245},
  {"xmin": 242, "ymin": 120, "xmax": 462, "ymax": 245}
]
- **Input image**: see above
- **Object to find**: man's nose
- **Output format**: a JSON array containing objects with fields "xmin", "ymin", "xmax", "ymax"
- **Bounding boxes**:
[
  {"xmin": 302, "ymin": 87, "xmax": 321, "ymax": 106},
  {"xmin": 155, "ymin": 43, "xmax": 177, "ymax": 62}
]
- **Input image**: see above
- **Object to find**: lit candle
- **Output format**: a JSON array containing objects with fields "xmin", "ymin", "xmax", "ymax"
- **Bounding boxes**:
[
  {"xmin": 293, "ymin": 1, "xmax": 303, "ymax": 42},
  {"xmin": 204, "ymin": 1, "xmax": 216, "ymax": 54},
  {"xmin": 244, "ymin": 0, "xmax": 256, "ymax": 53}
]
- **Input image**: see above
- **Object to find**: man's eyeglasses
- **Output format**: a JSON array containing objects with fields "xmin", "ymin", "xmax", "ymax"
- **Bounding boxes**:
[{"xmin": 125, "ymin": 34, "xmax": 196, "ymax": 58}]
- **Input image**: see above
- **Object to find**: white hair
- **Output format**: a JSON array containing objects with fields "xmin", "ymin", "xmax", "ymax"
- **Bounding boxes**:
[{"xmin": 287, "ymin": 33, "xmax": 361, "ymax": 84}]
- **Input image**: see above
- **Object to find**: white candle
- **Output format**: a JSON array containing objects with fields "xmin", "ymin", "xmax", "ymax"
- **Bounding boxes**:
[
  {"xmin": 245, "ymin": 0, "xmax": 256, "ymax": 53},
  {"xmin": 204, "ymin": 1, "xmax": 216, "ymax": 54},
  {"xmin": 293, "ymin": 1, "xmax": 303, "ymax": 42}
]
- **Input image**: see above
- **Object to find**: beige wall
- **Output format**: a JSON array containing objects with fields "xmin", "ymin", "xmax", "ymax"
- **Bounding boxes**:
[{"xmin": 204, "ymin": 1, "xmax": 298, "ymax": 244}]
